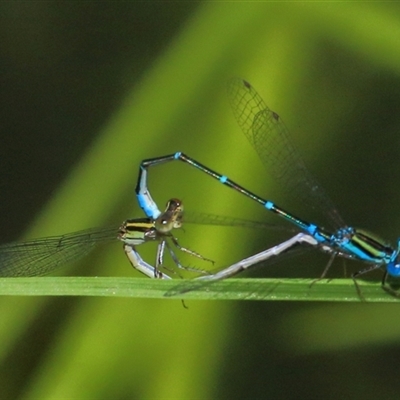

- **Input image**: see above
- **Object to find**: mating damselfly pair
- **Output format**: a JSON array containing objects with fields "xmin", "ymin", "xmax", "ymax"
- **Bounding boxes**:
[{"xmin": 1, "ymin": 78, "xmax": 400, "ymax": 298}]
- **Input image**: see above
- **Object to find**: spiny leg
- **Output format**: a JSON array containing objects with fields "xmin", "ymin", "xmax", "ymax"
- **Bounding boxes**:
[
  {"xmin": 380, "ymin": 270, "xmax": 400, "ymax": 297},
  {"xmin": 169, "ymin": 235, "xmax": 214, "ymax": 265},
  {"xmin": 351, "ymin": 263, "xmax": 384, "ymax": 301},
  {"xmin": 309, "ymin": 252, "xmax": 337, "ymax": 288},
  {"xmin": 166, "ymin": 237, "xmax": 213, "ymax": 275}
]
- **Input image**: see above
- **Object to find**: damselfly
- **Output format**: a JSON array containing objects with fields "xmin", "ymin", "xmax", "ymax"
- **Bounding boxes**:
[
  {"xmin": 136, "ymin": 78, "xmax": 400, "ymax": 297},
  {"xmin": 0, "ymin": 198, "xmax": 212, "ymax": 279}
]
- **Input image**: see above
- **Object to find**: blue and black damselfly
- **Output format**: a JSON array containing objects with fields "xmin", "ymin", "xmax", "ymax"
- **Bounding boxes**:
[{"xmin": 136, "ymin": 78, "xmax": 400, "ymax": 297}]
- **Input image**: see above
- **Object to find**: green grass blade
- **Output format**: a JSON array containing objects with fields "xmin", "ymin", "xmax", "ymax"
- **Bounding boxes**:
[{"xmin": 0, "ymin": 277, "xmax": 397, "ymax": 302}]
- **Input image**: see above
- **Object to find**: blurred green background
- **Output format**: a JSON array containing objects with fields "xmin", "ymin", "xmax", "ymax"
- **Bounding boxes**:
[{"xmin": 2, "ymin": 2, "xmax": 400, "ymax": 399}]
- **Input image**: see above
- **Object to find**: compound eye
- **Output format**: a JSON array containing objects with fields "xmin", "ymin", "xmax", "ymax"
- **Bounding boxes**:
[{"xmin": 387, "ymin": 262, "xmax": 400, "ymax": 277}]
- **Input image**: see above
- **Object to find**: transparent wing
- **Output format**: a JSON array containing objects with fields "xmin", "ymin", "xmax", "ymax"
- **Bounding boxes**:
[
  {"xmin": 227, "ymin": 78, "xmax": 345, "ymax": 229},
  {"xmin": 0, "ymin": 226, "xmax": 118, "ymax": 277},
  {"xmin": 184, "ymin": 210, "xmax": 296, "ymax": 232}
]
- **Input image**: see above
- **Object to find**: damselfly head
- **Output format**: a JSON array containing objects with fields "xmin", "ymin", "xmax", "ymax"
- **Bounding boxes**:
[{"xmin": 155, "ymin": 198, "xmax": 184, "ymax": 232}]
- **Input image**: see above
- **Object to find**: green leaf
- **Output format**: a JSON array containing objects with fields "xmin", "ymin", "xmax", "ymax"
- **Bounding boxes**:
[{"xmin": 0, "ymin": 277, "xmax": 397, "ymax": 302}]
